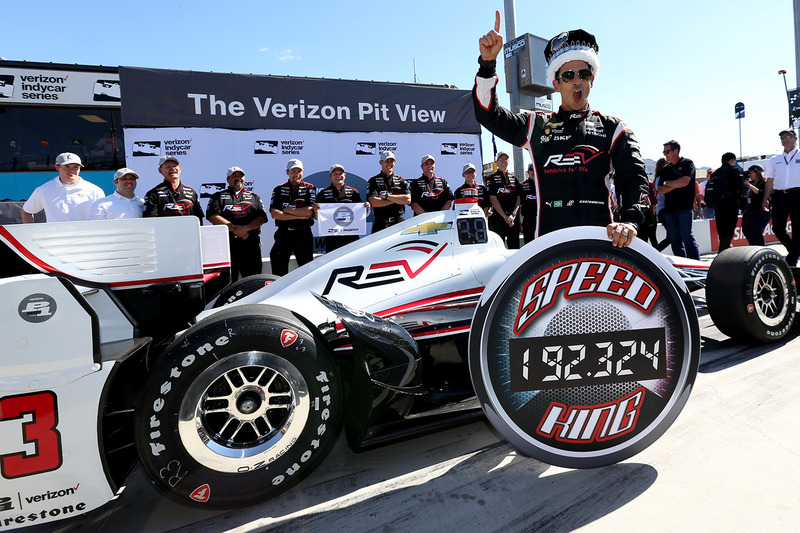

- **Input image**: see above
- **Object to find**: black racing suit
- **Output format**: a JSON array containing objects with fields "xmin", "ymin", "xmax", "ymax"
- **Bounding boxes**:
[
  {"xmin": 143, "ymin": 180, "xmax": 204, "ymax": 220},
  {"xmin": 206, "ymin": 188, "xmax": 267, "ymax": 279},
  {"xmin": 473, "ymin": 63, "xmax": 649, "ymax": 237}
]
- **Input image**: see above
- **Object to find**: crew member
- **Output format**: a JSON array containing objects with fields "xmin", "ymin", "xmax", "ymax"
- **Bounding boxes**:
[
  {"xmin": 143, "ymin": 156, "xmax": 204, "ymax": 220},
  {"xmin": 207, "ymin": 166, "xmax": 267, "ymax": 280},
  {"xmin": 367, "ymin": 151, "xmax": 410, "ymax": 232},
  {"xmin": 316, "ymin": 163, "xmax": 369, "ymax": 253},
  {"xmin": 474, "ymin": 12, "xmax": 649, "ymax": 247},
  {"xmin": 520, "ymin": 163, "xmax": 538, "ymax": 244},
  {"xmin": 485, "ymin": 151, "xmax": 521, "ymax": 248},
  {"xmin": 269, "ymin": 159, "xmax": 316, "ymax": 276},
  {"xmin": 409, "ymin": 155, "xmax": 453, "ymax": 214},
  {"xmin": 453, "ymin": 163, "xmax": 490, "ymax": 216}
]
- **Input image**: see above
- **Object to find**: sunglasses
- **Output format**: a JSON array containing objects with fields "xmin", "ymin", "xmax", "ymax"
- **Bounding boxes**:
[
  {"xmin": 780, "ymin": 134, "xmax": 796, "ymax": 140},
  {"xmin": 663, "ymin": 148, "xmax": 676, "ymax": 155},
  {"xmin": 558, "ymin": 69, "xmax": 593, "ymax": 82}
]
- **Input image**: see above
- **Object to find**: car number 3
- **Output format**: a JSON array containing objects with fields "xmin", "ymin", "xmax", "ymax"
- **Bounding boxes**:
[{"xmin": 0, "ymin": 391, "xmax": 63, "ymax": 479}]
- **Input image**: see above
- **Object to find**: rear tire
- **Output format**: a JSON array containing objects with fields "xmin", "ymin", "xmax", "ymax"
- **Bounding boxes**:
[
  {"xmin": 706, "ymin": 247, "xmax": 796, "ymax": 343},
  {"xmin": 135, "ymin": 304, "xmax": 342, "ymax": 508},
  {"xmin": 211, "ymin": 274, "xmax": 279, "ymax": 308}
]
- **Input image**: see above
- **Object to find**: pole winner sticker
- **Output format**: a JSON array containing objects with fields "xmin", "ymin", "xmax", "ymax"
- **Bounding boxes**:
[{"xmin": 469, "ymin": 227, "xmax": 700, "ymax": 468}]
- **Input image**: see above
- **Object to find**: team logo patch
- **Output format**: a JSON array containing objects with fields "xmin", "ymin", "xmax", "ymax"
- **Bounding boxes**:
[
  {"xmin": 469, "ymin": 227, "xmax": 700, "ymax": 468},
  {"xmin": 280, "ymin": 329, "xmax": 299, "ymax": 347},
  {"xmin": 18, "ymin": 294, "xmax": 57, "ymax": 323},
  {"xmin": 190, "ymin": 484, "xmax": 211, "ymax": 503}
]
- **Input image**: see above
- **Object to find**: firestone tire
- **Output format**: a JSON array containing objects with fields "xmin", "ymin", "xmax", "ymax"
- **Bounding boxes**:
[
  {"xmin": 135, "ymin": 304, "xmax": 342, "ymax": 509},
  {"xmin": 706, "ymin": 246, "xmax": 796, "ymax": 343},
  {"xmin": 211, "ymin": 274, "xmax": 279, "ymax": 308}
]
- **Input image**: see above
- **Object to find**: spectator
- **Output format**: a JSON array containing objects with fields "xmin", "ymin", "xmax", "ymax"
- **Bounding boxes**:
[
  {"xmin": 519, "ymin": 163, "xmax": 538, "ymax": 244},
  {"xmin": 21, "ymin": 152, "xmax": 104, "ymax": 223},
  {"xmin": 698, "ymin": 169, "xmax": 715, "ymax": 219},
  {"xmin": 88, "ymin": 168, "xmax": 145, "ymax": 220},
  {"xmin": 206, "ymin": 166, "xmax": 267, "ymax": 280},
  {"xmin": 143, "ymin": 156, "xmax": 204, "ymax": 220},
  {"xmin": 653, "ymin": 157, "xmax": 670, "ymax": 251},
  {"xmin": 453, "ymin": 163, "xmax": 490, "ymax": 216},
  {"xmin": 367, "ymin": 151, "xmax": 410, "ymax": 232},
  {"xmin": 317, "ymin": 164, "xmax": 368, "ymax": 253},
  {"xmin": 474, "ymin": 16, "xmax": 648, "ymax": 248},
  {"xmin": 710, "ymin": 152, "xmax": 747, "ymax": 252},
  {"xmin": 763, "ymin": 129, "xmax": 800, "ymax": 265},
  {"xmin": 741, "ymin": 164, "xmax": 771, "ymax": 246},
  {"xmin": 658, "ymin": 140, "xmax": 700, "ymax": 259},
  {"xmin": 485, "ymin": 152, "xmax": 521, "ymax": 249},
  {"xmin": 409, "ymin": 155, "xmax": 453, "ymax": 215},
  {"xmin": 269, "ymin": 159, "xmax": 316, "ymax": 276}
]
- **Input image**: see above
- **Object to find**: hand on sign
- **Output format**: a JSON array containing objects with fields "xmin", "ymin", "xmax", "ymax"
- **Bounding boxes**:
[{"xmin": 479, "ymin": 10, "xmax": 504, "ymax": 61}]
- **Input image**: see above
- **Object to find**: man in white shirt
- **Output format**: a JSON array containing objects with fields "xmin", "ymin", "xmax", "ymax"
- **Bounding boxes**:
[
  {"xmin": 88, "ymin": 168, "xmax": 145, "ymax": 220},
  {"xmin": 763, "ymin": 129, "xmax": 800, "ymax": 266},
  {"xmin": 21, "ymin": 152, "xmax": 105, "ymax": 223}
]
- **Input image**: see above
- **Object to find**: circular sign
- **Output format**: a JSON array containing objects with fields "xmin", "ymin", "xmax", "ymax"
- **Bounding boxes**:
[
  {"xmin": 333, "ymin": 206, "xmax": 355, "ymax": 227},
  {"xmin": 18, "ymin": 293, "xmax": 57, "ymax": 323},
  {"xmin": 469, "ymin": 227, "xmax": 700, "ymax": 468}
]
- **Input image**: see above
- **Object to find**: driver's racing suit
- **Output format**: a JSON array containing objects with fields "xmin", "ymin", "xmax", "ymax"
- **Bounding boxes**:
[{"xmin": 473, "ymin": 62, "xmax": 650, "ymax": 238}]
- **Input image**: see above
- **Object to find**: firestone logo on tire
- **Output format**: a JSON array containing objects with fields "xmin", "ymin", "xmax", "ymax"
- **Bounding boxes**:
[
  {"xmin": 190, "ymin": 484, "xmax": 210, "ymax": 503},
  {"xmin": 280, "ymin": 329, "xmax": 298, "ymax": 347}
]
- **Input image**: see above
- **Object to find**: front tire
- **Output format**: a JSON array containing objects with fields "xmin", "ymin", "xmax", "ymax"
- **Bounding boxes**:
[
  {"xmin": 135, "ymin": 304, "xmax": 342, "ymax": 508},
  {"xmin": 706, "ymin": 246, "xmax": 796, "ymax": 343}
]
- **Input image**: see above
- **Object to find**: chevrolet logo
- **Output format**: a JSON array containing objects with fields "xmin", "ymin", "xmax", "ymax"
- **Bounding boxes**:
[{"xmin": 402, "ymin": 222, "xmax": 451, "ymax": 235}]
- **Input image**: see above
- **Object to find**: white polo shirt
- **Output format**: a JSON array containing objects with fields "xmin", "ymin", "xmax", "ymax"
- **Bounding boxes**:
[
  {"xmin": 764, "ymin": 148, "xmax": 800, "ymax": 190},
  {"xmin": 23, "ymin": 177, "xmax": 105, "ymax": 222},
  {"xmin": 88, "ymin": 191, "xmax": 145, "ymax": 220}
]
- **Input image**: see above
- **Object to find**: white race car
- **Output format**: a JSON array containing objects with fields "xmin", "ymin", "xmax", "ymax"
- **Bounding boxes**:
[{"xmin": 0, "ymin": 200, "xmax": 795, "ymax": 528}]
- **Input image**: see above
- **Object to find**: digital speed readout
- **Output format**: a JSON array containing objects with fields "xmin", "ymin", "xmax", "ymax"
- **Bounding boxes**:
[{"xmin": 509, "ymin": 327, "xmax": 667, "ymax": 391}]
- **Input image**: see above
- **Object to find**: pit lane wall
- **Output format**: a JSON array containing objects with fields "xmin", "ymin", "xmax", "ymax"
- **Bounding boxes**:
[
  {"xmin": 118, "ymin": 66, "xmax": 482, "ymax": 255},
  {"xmin": 656, "ymin": 216, "xmax": 790, "ymax": 255}
]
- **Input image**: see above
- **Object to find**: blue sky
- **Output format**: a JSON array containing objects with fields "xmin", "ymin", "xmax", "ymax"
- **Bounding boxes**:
[{"xmin": 2, "ymin": 0, "xmax": 797, "ymax": 170}]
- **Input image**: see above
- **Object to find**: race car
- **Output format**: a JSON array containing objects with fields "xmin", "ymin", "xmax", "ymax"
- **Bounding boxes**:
[{"xmin": 0, "ymin": 200, "xmax": 795, "ymax": 528}]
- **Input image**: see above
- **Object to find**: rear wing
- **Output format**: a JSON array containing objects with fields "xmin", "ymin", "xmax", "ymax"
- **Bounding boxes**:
[{"xmin": 0, "ymin": 218, "xmax": 230, "ymax": 289}]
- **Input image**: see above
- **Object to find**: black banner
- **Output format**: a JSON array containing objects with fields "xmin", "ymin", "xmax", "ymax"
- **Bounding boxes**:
[
  {"xmin": 119, "ymin": 67, "xmax": 479, "ymax": 134},
  {"xmin": 789, "ymin": 88, "xmax": 800, "ymax": 121}
]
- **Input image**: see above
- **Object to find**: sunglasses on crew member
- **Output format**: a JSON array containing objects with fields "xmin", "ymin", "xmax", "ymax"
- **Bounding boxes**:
[{"xmin": 557, "ymin": 69, "xmax": 593, "ymax": 82}]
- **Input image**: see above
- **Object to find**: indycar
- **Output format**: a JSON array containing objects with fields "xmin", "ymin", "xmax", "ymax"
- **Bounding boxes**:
[{"xmin": 0, "ymin": 199, "xmax": 796, "ymax": 528}]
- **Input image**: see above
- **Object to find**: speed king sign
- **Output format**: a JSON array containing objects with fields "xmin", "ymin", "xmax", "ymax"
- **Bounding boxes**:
[{"xmin": 469, "ymin": 227, "xmax": 700, "ymax": 468}]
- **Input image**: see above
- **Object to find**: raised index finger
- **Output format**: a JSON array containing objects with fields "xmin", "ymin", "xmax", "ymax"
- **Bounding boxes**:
[{"xmin": 494, "ymin": 10, "xmax": 501, "ymax": 33}]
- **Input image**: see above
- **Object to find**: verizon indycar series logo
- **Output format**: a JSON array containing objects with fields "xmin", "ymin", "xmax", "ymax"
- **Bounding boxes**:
[{"xmin": 469, "ymin": 228, "xmax": 700, "ymax": 468}]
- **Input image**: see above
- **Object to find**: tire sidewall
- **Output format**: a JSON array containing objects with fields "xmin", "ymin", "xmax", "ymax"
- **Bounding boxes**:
[{"xmin": 136, "ymin": 307, "xmax": 341, "ymax": 508}]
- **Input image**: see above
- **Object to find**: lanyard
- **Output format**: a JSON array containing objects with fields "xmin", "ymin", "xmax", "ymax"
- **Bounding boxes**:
[{"xmin": 784, "ymin": 148, "xmax": 797, "ymax": 166}]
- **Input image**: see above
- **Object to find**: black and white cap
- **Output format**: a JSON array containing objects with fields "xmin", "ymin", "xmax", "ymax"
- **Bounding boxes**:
[{"xmin": 544, "ymin": 29, "xmax": 600, "ymax": 85}]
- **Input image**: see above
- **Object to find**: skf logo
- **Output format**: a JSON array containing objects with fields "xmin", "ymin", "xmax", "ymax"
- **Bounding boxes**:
[
  {"xmin": 190, "ymin": 484, "xmax": 211, "ymax": 503},
  {"xmin": 515, "ymin": 258, "xmax": 659, "ymax": 334},
  {"xmin": 537, "ymin": 388, "xmax": 645, "ymax": 443},
  {"xmin": 544, "ymin": 145, "xmax": 603, "ymax": 167},
  {"xmin": 280, "ymin": 329, "xmax": 299, "ymax": 347}
]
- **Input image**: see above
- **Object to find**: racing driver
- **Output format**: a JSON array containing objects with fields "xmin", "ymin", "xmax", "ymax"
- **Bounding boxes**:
[{"xmin": 474, "ymin": 12, "xmax": 649, "ymax": 248}]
